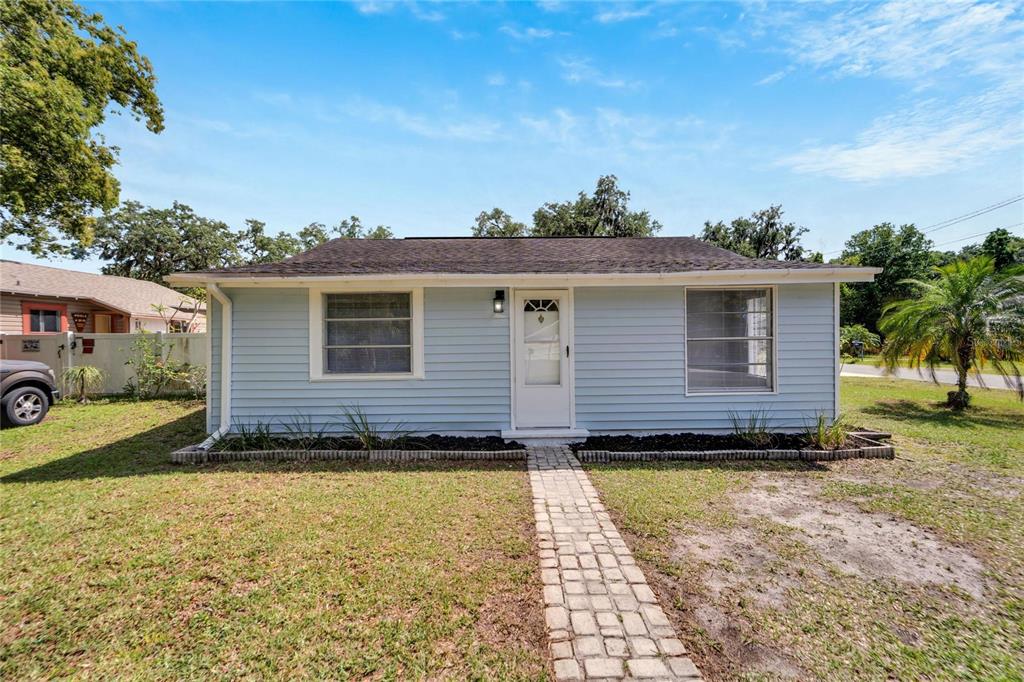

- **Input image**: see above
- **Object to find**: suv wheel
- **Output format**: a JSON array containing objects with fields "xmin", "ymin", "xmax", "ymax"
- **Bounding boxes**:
[{"xmin": 3, "ymin": 386, "xmax": 49, "ymax": 426}]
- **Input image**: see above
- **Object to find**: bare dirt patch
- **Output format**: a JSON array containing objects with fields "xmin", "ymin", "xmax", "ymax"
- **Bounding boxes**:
[
  {"xmin": 648, "ymin": 472, "xmax": 993, "ymax": 680},
  {"xmin": 734, "ymin": 475, "xmax": 987, "ymax": 598}
]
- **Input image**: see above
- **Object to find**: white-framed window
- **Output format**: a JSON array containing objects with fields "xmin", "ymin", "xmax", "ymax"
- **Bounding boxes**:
[
  {"xmin": 308, "ymin": 287, "xmax": 424, "ymax": 381},
  {"xmin": 685, "ymin": 287, "xmax": 775, "ymax": 394}
]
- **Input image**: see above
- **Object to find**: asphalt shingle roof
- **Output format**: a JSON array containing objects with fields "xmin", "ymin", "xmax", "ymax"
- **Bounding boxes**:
[
  {"xmin": 180, "ymin": 236, "xmax": 853, "ymax": 277},
  {"xmin": 1, "ymin": 260, "xmax": 204, "ymax": 317}
]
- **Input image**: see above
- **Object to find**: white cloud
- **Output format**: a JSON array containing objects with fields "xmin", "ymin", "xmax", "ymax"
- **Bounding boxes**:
[
  {"xmin": 756, "ymin": 67, "xmax": 792, "ymax": 86},
  {"xmin": 595, "ymin": 5, "xmax": 652, "ymax": 24},
  {"xmin": 520, "ymin": 108, "xmax": 579, "ymax": 145},
  {"xmin": 780, "ymin": 82, "xmax": 1023, "ymax": 181},
  {"xmin": 342, "ymin": 96, "xmax": 501, "ymax": 142},
  {"xmin": 518, "ymin": 107, "xmax": 720, "ymax": 158},
  {"xmin": 181, "ymin": 115, "xmax": 286, "ymax": 141},
  {"xmin": 255, "ymin": 91, "xmax": 501, "ymax": 143},
  {"xmin": 408, "ymin": 2, "xmax": 444, "ymax": 23},
  {"xmin": 499, "ymin": 25, "xmax": 562, "ymax": 41},
  {"xmin": 353, "ymin": 1, "xmax": 444, "ymax": 22},
  {"xmin": 763, "ymin": 0, "xmax": 1024, "ymax": 180},
  {"xmin": 651, "ymin": 20, "xmax": 679, "ymax": 39},
  {"xmin": 558, "ymin": 56, "xmax": 641, "ymax": 89},
  {"xmin": 536, "ymin": 0, "xmax": 567, "ymax": 12},
  {"xmin": 768, "ymin": 0, "xmax": 1022, "ymax": 81},
  {"xmin": 353, "ymin": 1, "xmax": 390, "ymax": 15}
]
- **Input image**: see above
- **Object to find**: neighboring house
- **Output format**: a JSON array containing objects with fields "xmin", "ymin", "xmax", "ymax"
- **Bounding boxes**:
[
  {"xmin": 1, "ymin": 260, "xmax": 205, "ymax": 335},
  {"xmin": 167, "ymin": 237, "xmax": 879, "ymax": 439}
]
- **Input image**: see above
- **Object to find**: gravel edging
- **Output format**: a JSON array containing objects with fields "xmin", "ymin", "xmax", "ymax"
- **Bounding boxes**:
[
  {"xmin": 171, "ymin": 447, "xmax": 527, "ymax": 464},
  {"xmin": 576, "ymin": 437, "xmax": 894, "ymax": 463}
]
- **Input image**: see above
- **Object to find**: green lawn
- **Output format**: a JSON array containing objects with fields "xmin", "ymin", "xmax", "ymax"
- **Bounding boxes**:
[
  {"xmin": 0, "ymin": 400, "xmax": 547, "ymax": 680},
  {"xmin": 588, "ymin": 377, "xmax": 1024, "ymax": 681}
]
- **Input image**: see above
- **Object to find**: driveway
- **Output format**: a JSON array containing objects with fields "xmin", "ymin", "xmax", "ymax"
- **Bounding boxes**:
[{"xmin": 840, "ymin": 364, "xmax": 1017, "ymax": 390}]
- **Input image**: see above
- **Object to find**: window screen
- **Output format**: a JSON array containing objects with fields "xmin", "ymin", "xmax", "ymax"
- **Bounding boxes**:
[
  {"xmin": 686, "ymin": 289, "xmax": 773, "ymax": 393},
  {"xmin": 324, "ymin": 293, "xmax": 412, "ymax": 374},
  {"xmin": 29, "ymin": 309, "xmax": 61, "ymax": 333}
]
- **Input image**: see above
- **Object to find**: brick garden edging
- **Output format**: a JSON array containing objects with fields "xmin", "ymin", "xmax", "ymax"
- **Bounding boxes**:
[
  {"xmin": 576, "ymin": 437, "xmax": 894, "ymax": 464},
  {"xmin": 171, "ymin": 447, "xmax": 526, "ymax": 464}
]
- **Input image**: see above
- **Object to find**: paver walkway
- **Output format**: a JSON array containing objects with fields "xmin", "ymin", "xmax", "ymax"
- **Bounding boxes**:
[{"xmin": 528, "ymin": 446, "xmax": 703, "ymax": 681}]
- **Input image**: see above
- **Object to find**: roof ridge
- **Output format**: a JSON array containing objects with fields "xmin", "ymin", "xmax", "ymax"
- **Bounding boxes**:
[
  {"xmin": 2, "ymin": 260, "xmax": 202, "ymax": 315},
  {"xmin": 3, "ymin": 259, "xmax": 150, "ymax": 283}
]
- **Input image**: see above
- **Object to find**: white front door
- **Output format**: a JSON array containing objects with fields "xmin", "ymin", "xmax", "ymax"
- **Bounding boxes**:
[{"xmin": 513, "ymin": 289, "xmax": 571, "ymax": 428}]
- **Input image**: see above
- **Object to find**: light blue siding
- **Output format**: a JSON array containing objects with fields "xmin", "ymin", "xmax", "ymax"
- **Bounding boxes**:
[
  {"xmin": 207, "ymin": 297, "xmax": 222, "ymax": 432},
  {"xmin": 217, "ymin": 287, "xmax": 510, "ymax": 433},
  {"xmin": 574, "ymin": 284, "xmax": 836, "ymax": 433},
  {"xmin": 207, "ymin": 282, "xmax": 837, "ymax": 436}
]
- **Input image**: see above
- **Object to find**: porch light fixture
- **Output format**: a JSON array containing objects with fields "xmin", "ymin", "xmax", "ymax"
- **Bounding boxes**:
[{"xmin": 493, "ymin": 289, "xmax": 505, "ymax": 314}]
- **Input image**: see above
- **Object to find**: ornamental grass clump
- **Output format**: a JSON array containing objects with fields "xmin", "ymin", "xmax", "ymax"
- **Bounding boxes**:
[
  {"xmin": 339, "ymin": 404, "xmax": 410, "ymax": 452},
  {"xmin": 728, "ymin": 408, "xmax": 775, "ymax": 448},
  {"xmin": 806, "ymin": 413, "xmax": 849, "ymax": 450}
]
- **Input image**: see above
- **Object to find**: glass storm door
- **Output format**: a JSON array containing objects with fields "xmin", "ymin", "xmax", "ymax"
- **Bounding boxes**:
[{"xmin": 514, "ymin": 290, "xmax": 571, "ymax": 428}]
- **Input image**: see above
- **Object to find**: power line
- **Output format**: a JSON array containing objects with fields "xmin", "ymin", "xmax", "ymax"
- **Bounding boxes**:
[
  {"xmin": 921, "ymin": 194, "xmax": 1023, "ymax": 234},
  {"xmin": 932, "ymin": 222, "xmax": 1024, "ymax": 248},
  {"xmin": 823, "ymin": 194, "xmax": 1024, "ymax": 256}
]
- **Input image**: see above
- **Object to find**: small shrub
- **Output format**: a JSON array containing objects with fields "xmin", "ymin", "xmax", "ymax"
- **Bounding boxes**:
[
  {"xmin": 840, "ymin": 324, "xmax": 881, "ymax": 357},
  {"xmin": 122, "ymin": 333, "xmax": 204, "ymax": 400},
  {"xmin": 728, "ymin": 408, "xmax": 775, "ymax": 448},
  {"xmin": 62, "ymin": 365, "xmax": 105, "ymax": 403},
  {"xmin": 181, "ymin": 364, "xmax": 207, "ymax": 400},
  {"xmin": 217, "ymin": 421, "xmax": 277, "ymax": 451},
  {"xmin": 123, "ymin": 333, "xmax": 178, "ymax": 399},
  {"xmin": 339, "ymin": 404, "xmax": 409, "ymax": 451},
  {"xmin": 806, "ymin": 413, "xmax": 849, "ymax": 450},
  {"xmin": 280, "ymin": 414, "xmax": 329, "ymax": 451}
]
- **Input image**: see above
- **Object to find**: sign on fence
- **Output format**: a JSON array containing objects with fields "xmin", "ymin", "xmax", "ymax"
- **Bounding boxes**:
[{"xmin": 0, "ymin": 331, "xmax": 207, "ymax": 396}]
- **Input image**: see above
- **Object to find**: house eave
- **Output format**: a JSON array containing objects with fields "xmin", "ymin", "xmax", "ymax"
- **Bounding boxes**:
[{"xmin": 166, "ymin": 267, "xmax": 881, "ymax": 288}]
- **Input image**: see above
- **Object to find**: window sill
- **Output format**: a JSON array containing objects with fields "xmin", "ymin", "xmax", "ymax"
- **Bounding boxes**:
[
  {"xmin": 685, "ymin": 389, "xmax": 778, "ymax": 397},
  {"xmin": 310, "ymin": 372, "xmax": 424, "ymax": 382}
]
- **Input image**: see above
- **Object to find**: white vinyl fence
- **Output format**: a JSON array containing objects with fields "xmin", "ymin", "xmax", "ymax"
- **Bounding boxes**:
[{"xmin": 0, "ymin": 332, "xmax": 206, "ymax": 396}]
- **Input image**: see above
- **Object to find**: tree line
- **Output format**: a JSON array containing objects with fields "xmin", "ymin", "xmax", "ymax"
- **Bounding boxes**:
[{"xmin": 78, "ymin": 203, "xmax": 392, "ymax": 288}]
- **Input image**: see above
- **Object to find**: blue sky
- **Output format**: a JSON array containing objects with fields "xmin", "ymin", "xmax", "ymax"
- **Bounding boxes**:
[{"xmin": 13, "ymin": 0, "xmax": 1024, "ymax": 271}]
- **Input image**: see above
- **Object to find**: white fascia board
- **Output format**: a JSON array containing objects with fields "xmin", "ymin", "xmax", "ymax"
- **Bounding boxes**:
[{"xmin": 166, "ymin": 267, "xmax": 881, "ymax": 288}]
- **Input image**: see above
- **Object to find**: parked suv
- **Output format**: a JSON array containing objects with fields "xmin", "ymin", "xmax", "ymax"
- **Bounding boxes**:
[{"xmin": 1, "ymin": 360, "xmax": 60, "ymax": 427}]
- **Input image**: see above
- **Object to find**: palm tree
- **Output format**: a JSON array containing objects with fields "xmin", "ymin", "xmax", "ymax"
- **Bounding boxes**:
[{"xmin": 879, "ymin": 257, "xmax": 1024, "ymax": 409}]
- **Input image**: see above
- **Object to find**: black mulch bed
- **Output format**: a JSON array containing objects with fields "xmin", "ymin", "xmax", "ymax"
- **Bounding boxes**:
[
  {"xmin": 213, "ymin": 434, "xmax": 524, "ymax": 453},
  {"xmin": 571, "ymin": 433, "xmax": 816, "ymax": 452}
]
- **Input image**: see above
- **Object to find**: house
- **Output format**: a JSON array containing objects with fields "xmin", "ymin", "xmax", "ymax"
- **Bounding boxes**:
[
  {"xmin": 166, "ymin": 237, "xmax": 879, "ymax": 440},
  {"xmin": 1, "ymin": 260, "xmax": 205, "ymax": 335}
]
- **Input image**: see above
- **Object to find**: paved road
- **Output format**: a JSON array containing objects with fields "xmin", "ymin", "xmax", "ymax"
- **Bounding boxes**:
[{"xmin": 841, "ymin": 364, "xmax": 1018, "ymax": 391}]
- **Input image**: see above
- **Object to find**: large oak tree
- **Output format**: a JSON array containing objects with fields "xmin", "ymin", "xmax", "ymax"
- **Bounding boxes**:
[
  {"xmin": 1, "ymin": 0, "xmax": 163, "ymax": 256},
  {"xmin": 470, "ymin": 175, "xmax": 662, "ymax": 238},
  {"xmin": 699, "ymin": 205, "xmax": 815, "ymax": 261},
  {"xmin": 838, "ymin": 223, "xmax": 934, "ymax": 333}
]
